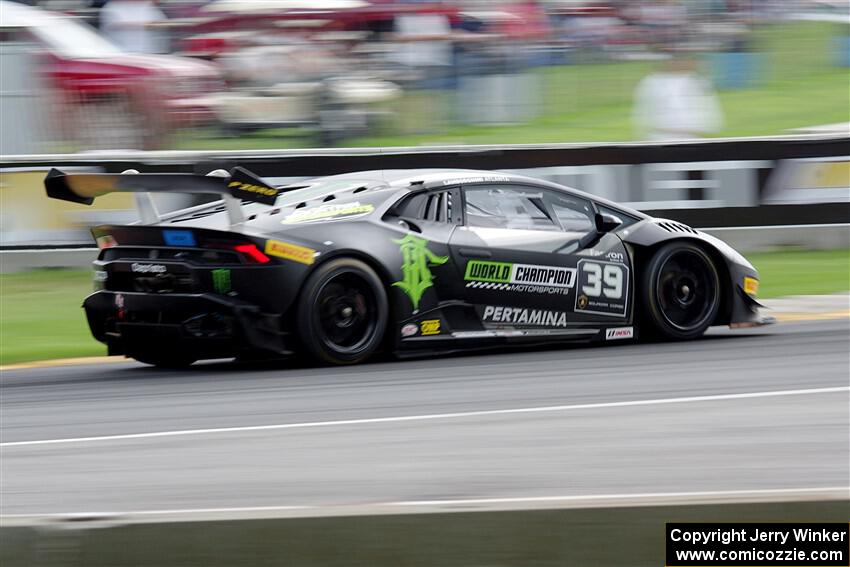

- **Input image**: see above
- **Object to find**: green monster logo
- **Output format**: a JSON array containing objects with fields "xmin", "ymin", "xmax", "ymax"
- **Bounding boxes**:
[
  {"xmin": 211, "ymin": 268, "xmax": 231, "ymax": 294},
  {"xmin": 392, "ymin": 234, "xmax": 449, "ymax": 312}
]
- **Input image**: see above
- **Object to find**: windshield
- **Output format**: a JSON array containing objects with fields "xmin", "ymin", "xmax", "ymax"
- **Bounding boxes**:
[{"xmin": 30, "ymin": 14, "xmax": 124, "ymax": 59}]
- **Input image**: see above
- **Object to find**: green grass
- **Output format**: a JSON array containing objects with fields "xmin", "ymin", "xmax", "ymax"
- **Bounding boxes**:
[
  {"xmin": 0, "ymin": 269, "xmax": 104, "ymax": 365},
  {"xmin": 747, "ymin": 249, "xmax": 850, "ymax": 299},
  {"xmin": 1, "ymin": 248, "xmax": 848, "ymax": 365},
  {"xmin": 175, "ymin": 21, "xmax": 850, "ymax": 150}
]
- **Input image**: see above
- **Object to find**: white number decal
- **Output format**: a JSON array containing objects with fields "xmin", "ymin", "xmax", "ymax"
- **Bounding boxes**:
[
  {"xmin": 582, "ymin": 262, "xmax": 623, "ymax": 299},
  {"xmin": 602, "ymin": 265, "xmax": 623, "ymax": 298},
  {"xmin": 582, "ymin": 263, "xmax": 602, "ymax": 296}
]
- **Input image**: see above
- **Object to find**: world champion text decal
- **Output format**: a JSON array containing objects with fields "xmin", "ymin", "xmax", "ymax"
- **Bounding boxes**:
[{"xmin": 465, "ymin": 260, "xmax": 576, "ymax": 295}]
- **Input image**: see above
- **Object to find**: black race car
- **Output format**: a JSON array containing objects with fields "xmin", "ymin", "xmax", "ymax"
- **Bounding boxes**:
[{"xmin": 45, "ymin": 167, "xmax": 770, "ymax": 367}]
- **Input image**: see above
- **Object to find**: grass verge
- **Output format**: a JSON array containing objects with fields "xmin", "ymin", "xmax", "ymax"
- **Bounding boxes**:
[
  {"xmin": 1, "ymin": 248, "xmax": 847, "ymax": 365},
  {"xmin": 745, "ymin": 249, "xmax": 850, "ymax": 299},
  {"xmin": 175, "ymin": 22, "xmax": 850, "ymax": 150}
]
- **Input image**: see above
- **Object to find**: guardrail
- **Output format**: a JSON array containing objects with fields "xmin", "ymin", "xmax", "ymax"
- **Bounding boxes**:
[{"xmin": 1, "ymin": 134, "xmax": 847, "ymax": 247}]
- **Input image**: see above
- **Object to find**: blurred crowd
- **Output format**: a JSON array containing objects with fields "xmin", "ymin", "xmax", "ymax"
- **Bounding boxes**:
[{"xmin": 0, "ymin": 0, "xmax": 845, "ymax": 152}]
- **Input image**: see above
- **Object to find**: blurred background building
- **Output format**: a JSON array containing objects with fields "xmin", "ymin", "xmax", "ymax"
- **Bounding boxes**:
[{"xmin": 0, "ymin": 0, "xmax": 848, "ymax": 153}]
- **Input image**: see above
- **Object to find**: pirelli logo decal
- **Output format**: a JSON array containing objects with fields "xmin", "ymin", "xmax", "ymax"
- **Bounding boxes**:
[
  {"xmin": 229, "ymin": 180, "xmax": 278, "ymax": 198},
  {"xmin": 264, "ymin": 240, "xmax": 315, "ymax": 265},
  {"xmin": 465, "ymin": 260, "xmax": 576, "ymax": 295}
]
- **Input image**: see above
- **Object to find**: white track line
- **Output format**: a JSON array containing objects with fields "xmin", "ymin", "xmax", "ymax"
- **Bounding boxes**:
[
  {"xmin": 2, "ymin": 487, "xmax": 847, "ymax": 521},
  {"xmin": 1, "ymin": 386, "xmax": 846, "ymax": 448}
]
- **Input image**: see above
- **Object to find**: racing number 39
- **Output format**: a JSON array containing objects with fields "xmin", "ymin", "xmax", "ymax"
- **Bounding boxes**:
[
  {"xmin": 582, "ymin": 262, "xmax": 623, "ymax": 298},
  {"xmin": 575, "ymin": 260, "xmax": 629, "ymax": 317}
]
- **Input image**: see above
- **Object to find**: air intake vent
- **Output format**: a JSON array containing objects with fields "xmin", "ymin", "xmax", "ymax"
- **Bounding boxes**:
[{"xmin": 657, "ymin": 221, "xmax": 698, "ymax": 234}]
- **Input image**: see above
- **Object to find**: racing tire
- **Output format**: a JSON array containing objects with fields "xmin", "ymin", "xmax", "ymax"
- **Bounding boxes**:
[
  {"xmin": 642, "ymin": 242, "xmax": 720, "ymax": 340},
  {"xmin": 130, "ymin": 352, "xmax": 197, "ymax": 369},
  {"xmin": 296, "ymin": 258, "xmax": 388, "ymax": 365}
]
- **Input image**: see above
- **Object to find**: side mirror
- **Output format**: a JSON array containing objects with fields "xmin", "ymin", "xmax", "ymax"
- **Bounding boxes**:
[{"xmin": 595, "ymin": 212, "xmax": 622, "ymax": 234}]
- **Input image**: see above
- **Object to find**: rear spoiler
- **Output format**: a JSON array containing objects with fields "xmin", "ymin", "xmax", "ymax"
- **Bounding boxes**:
[{"xmin": 44, "ymin": 166, "xmax": 282, "ymax": 229}]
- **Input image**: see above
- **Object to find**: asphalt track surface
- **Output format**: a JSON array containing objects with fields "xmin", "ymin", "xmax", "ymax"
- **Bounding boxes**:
[{"xmin": 1, "ymin": 319, "xmax": 848, "ymax": 517}]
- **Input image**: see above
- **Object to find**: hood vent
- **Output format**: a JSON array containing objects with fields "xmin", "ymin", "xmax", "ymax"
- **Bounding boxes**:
[{"xmin": 657, "ymin": 220, "xmax": 698, "ymax": 234}]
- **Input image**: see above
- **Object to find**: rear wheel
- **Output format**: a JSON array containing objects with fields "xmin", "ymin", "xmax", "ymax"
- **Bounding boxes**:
[
  {"xmin": 296, "ymin": 258, "xmax": 388, "ymax": 365},
  {"xmin": 642, "ymin": 242, "xmax": 720, "ymax": 340}
]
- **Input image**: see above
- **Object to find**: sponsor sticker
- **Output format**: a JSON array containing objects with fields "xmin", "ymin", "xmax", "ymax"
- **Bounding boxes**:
[
  {"xmin": 282, "ymin": 202, "xmax": 374, "ymax": 224},
  {"xmin": 574, "ymin": 260, "xmax": 629, "ymax": 317},
  {"xmin": 131, "ymin": 263, "xmax": 167, "ymax": 274},
  {"xmin": 401, "ymin": 323, "xmax": 419, "ymax": 337},
  {"xmin": 420, "ymin": 319, "xmax": 441, "ymax": 336},
  {"xmin": 441, "ymin": 176, "xmax": 511, "ymax": 186},
  {"xmin": 481, "ymin": 305, "xmax": 569, "ymax": 328},
  {"xmin": 744, "ymin": 276, "xmax": 759, "ymax": 296},
  {"xmin": 211, "ymin": 268, "xmax": 231, "ymax": 294},
  {"xmin": 464, "ymin": 260, "xmax": 576, "ymax": 295},
  {"xmin": 606, "ymin": 251, "xmax": 625, "ymax": 263},
  {"xmin": 228, "ymin": 180, "xmax": 280, "ymax": 205},
  {"xmin": 162, "ymin": 229, "xmax": 196, "ymax": 247},
  {"xmin": 392, "ymin": 234, "xmax": 449, "ymax": 312},
  {"xmin": 264, "ymin": 240, "xmax": 316, "ymax": 265},
  {"xmin": 605, "ymin": 327, "xmax": 633, "ymax": 340}
]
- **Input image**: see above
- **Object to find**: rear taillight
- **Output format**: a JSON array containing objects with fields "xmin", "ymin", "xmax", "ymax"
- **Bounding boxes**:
[
  {"xmin": 234, "ymin": 243, "xmax": 271, "ymax": 264},
  {"xmin": 96, "ymin": 235, "xmax": 117, "ymax": 249}
]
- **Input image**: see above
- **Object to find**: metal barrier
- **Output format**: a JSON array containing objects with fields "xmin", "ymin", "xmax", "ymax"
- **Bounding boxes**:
[{"xmin": 1, "ymin": 135, "xmax": 847, "ymax": 247}]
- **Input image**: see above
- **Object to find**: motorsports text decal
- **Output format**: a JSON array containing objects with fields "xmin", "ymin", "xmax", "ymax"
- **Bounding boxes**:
[
  {"xmin": 465, "ymin": 260, "xmax": 576, "ymax": 295},
  {"xmin": 574, "ymin": 260, "xmax": 628, "ymax": 317},
  {"xmin": 481, "ymin": 305, "xmax": 568, "ymax": 328},
  {"xmin": 392, "ymin": 234, "xmax": 449, "ymax": 312},
  {"xmin": 281, "ymin": 202, "xmax": 374, "ymax": 224}
]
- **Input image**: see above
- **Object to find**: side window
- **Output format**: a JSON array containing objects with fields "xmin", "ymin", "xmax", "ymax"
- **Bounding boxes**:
[
  {"xmin": 464, "ymin": 186, "xmax": 559, "ymax": 231},
  {"xmin": 394, "ymin": 190, "xmax": 455, "ymax": 223},
  {"xmin": 547, "ymin": 195, "xmax": 595, "ymax": 233}
]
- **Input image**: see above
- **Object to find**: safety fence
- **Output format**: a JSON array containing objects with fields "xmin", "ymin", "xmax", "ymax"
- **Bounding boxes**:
[{"xmin": 1, "ymin": 134, "xmax": 847, "ymax": 248}]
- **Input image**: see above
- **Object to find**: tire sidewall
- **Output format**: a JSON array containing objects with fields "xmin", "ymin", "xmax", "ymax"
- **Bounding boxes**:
[
  {"xmin": 296, "ymin": 258, "xmax": 388, "ymax": 365},
  {"xmin": 643, "ymin": 242, "xmax": 720, "ymax": 340}
]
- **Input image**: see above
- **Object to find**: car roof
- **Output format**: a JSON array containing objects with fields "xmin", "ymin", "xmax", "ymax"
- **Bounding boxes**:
[{"xmin": 290, "ymin": 168, "xmax": 648, "ymax": 219}]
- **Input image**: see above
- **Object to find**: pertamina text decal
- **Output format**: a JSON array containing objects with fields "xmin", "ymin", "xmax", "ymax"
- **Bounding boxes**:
[{"xmin": 482, "ymin": 305, "xmax": 568, "ymax": 328}]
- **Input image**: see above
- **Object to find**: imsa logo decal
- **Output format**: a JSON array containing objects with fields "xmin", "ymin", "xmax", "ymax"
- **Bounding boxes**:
[{"xmin": 605, "ymin": 327, "xmax": 633, "ymax": 340}]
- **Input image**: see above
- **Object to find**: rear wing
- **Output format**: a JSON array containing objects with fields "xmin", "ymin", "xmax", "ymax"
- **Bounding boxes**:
[{"xmin": 44, "ymin": 166, "xmax": 282, "ymax": 229}]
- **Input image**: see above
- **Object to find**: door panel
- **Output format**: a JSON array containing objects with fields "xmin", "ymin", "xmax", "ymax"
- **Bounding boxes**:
[{"xmin": 449, "ymin": 184, "xmax": 633, "ymax": 335}]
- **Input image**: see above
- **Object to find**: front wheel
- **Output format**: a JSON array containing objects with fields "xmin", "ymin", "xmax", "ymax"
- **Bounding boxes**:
[
  {"xmin": 642, "ymin": 242, "xmax": 720, "ymax": 340},
  {"xmin": 296, "ymin": 258, "xmax": 388, "ymax": 365}
]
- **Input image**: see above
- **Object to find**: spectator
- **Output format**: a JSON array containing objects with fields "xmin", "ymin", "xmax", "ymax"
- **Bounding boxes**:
[
  {"xmin": 100, "ymin": 0, "xmax": 167, "ymax": 54},
  {"xmin": 632, "ymin": 53, "xmax": 723, "ymax": 141}
]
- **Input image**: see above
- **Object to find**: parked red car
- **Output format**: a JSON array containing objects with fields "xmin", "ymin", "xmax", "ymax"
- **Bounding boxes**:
[{"xmin": 0, "ymin": 0, "xmax": 223, "ymax": 149}]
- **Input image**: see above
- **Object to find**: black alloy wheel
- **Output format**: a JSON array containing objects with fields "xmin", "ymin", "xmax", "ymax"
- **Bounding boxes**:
[
  {"xmin": 643, "ymin": 242, "xmax": 720, "ymax": 340},
  {"xmin": 297, "ymin": 258, "xmax": 388, "ymax": 365}
]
